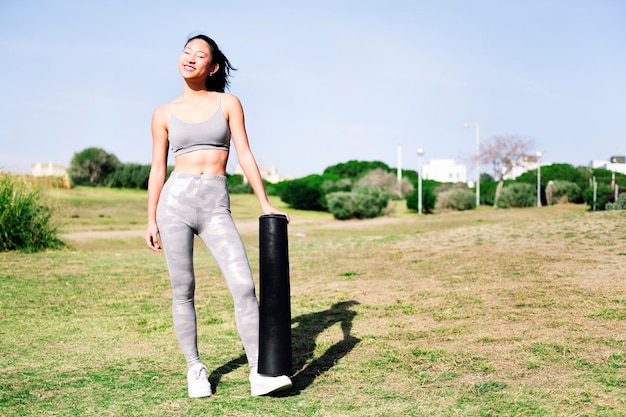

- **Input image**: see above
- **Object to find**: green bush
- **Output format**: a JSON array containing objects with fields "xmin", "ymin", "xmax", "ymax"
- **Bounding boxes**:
[
  {"xmin": 436, "ymin": 188, "xmax": 476, "ymax": 211},
  {"xmin": 224, "ymin": 174, "xmax": 252, "ymax": 194},
  {"xmin": 480, "ymin": 172, "xmax": 495, "ymax": 182},
  {"xmin": 496, "ymin": 183, "xmax": 536, "ymax": 208},
  {"xmin": 545, "ymin": 180, "xmax": 581, "ymax": 205},
  {"xmin": 0, "ymin": 175, "xmax": 65, "ymax": 252},
  {"xmin": 401, "ymin": 169, "xmax": 419, "ymax": 184},
  {"xmin": 326, "ymin": 186, "xmax": 390, "ymax": 220},
  {"xmin": 225, "ymin": 175, "xmax": 285, "ymax": 195},
  {"xmin": 229, "ymin": 182, "xmax": 253, "ymax": 194},
  {"xmin": 325, "ymin": 192, "xmax": 357, "ymax": 220},
  {"xmin": 265, "ymin": 180, "xmax": 289, "ymax": 197},
  {"xmin": 517, "ymin": 163, "xmax": 587, "ymax": 203},
  {"xmin": 226, "ymin": 173, "xmax": 244, "ymax": 188},
  {"xmin": 280, "ymin": 175, "xmax": 326, "ymax": 211},
  {"xmin": 108, "ymin": 163, "xmax": 151, "ymax": 189},
  {"xmin": 606, "ymin": 193, "xmax": 626, "ymax": 210},
  {"xmin": 406, "ymin": 183, "xmax": 437, "ymax": 214},
  {"xmin": 591, "ymin": 168, "xmax": 626, "ymax": 190},
  {"xmin": 479, "ymin": 181, "xmax": 498, "ymax": 206},
  {"xmin": 578, "ymin": 169, "xmax": 626, "ymax": 210},
  {"xmin": 584, "ymin": 182, "xmax": 614, "ymax": 211}
]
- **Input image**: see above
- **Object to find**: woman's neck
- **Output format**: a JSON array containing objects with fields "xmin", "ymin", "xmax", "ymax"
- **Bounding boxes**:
[
  {"xmin": 183, "ymin": 80, "xmax": 208, "ymax": 96},
  {"xmin": 181, "ymin": 82, "xmax": 209, "ymax": 104}
]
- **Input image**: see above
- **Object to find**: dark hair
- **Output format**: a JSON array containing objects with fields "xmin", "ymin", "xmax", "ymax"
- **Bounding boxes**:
[{"xmin": 185, "ymin": 34, "xmax": 236, "ymax": 92}]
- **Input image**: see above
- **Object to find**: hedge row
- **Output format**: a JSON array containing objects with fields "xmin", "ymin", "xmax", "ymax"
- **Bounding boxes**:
[{"xmin": 65, "ymin": 148, "xmax": 626, "ymax": 216}]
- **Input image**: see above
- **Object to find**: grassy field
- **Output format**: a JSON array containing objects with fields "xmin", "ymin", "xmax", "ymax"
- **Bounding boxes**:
[{"xmin": 1, "ymin": 187, "xmax": 625, "ymax": 416}]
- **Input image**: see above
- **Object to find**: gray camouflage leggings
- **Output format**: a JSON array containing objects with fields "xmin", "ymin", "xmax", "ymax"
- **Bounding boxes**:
[{"xmin": 156, "ymin": 172, "xmax": 259, "ymax": 369}]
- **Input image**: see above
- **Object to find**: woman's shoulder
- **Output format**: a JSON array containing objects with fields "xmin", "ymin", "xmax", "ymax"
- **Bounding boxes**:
[
  {"xmin": 220, "ymin": 92, "xmax": 240, "ymax": 103},
  {"xmin": 152, "ymin": 100, "xmax": 176, "ymax": 125},
  {"xmin": 153, "ymin": 97, "xmax": 183, "ymax": 117},
  {"xmin": 152, "ymin": 104, "xmax": 168, "ymax": 118},
  {"xmin": 220, "ymin": 93, "xmax": 243, "ymax": 112},
  {"xmin": 156, "ymin": 95, "xmax": 185, "ymax": 108}
]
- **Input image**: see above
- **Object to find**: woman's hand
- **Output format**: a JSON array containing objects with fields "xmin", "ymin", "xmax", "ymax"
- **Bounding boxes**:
[
  {"xmin": 145, "ymin": 222, "xmax": 162, "ymax": 252},
  {"xmin": 261, "ymin": 202, "xmax": 290, "ymax": 223}
]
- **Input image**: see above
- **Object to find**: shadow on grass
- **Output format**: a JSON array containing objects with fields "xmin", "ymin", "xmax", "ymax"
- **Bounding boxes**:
[
  {"xmin": 208, "ymin": 300, "xmax": 361, "ymax": 396},
  {"xmin": 287, "ymin": 300, "xmax": 361, "ymax": 395}
]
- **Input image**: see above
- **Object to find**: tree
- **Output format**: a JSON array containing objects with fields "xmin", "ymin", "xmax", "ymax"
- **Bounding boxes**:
[
  {"xmin": 68, "ymin": 147, "xmax": 120, "ymax": 186},
  {"xmin": 323, "ymin": 160, "xmax": 391, "ymax": 179},
  {"xmin": 480, "ymin": 135, "xmax": 536, "ymax": 206}
]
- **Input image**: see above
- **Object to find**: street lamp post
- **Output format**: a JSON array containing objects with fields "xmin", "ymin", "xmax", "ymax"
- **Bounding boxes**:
[
  {"xmin": 417, "ymin": 148, "xmax": 424, "ymax": 214},
  {"xmin": 397, "ymin": 144, "xmax": 402, "ymax": 185},
  {"xmin": 464, "ymin": 122, "xmax": 480, "ymax": 207},
  {"xmin": 536, "ymin": 151, "xmax": 542, "ymax": 207}
]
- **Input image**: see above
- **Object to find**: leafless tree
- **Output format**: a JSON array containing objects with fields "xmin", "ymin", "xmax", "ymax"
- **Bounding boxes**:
[{"xmin": 479, "ymin": 135, "xmax": 536, "ymax": 206}]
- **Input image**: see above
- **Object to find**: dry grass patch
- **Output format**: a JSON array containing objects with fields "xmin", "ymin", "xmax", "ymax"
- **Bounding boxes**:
[{"xmin": 2, "ymin": 189, "xmax": 626, "ymax": 416}]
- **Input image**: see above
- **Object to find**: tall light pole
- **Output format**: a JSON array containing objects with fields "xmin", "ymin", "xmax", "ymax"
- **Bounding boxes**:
[
  {"xmin": 464, "ymin": 122, "xmax": 480, "ymax": 207},
  {"xmin": 536, "ymin": 151, "xmax": 542, "ymax": 207},
  {"xmin": 613, "ymin": 171, "xmax": 619, "ymax": 202},
  {"xmin": 397, "ymin": 144, "xmax": 402, "ymax": 185},
  {"xmin": 417, "ymin": 148, "xmax": 424, "ymax": 214}
]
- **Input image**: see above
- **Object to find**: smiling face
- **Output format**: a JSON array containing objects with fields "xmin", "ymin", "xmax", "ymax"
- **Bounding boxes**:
[{"xmin": 179, "ymin": 38, "xmax": 218, "ymax": 82}]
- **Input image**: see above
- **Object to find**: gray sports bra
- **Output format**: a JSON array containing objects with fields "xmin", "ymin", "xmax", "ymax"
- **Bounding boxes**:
[{"xmin": 168, "ymin": 95, "xmax": 231, "ymax": 156}]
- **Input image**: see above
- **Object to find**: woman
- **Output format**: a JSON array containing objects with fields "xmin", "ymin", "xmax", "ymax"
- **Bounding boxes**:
[{"xmin": 145, "ymin": 34, "xmax": 292, "ymax": 398}]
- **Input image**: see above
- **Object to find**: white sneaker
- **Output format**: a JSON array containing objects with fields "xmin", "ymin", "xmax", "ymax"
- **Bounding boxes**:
[
  {"xmin": 249, "ymin": 366, "xmax": 292, "ymax": 396},
  {"xmin": 187, "ymin": 363, "xmax": 212, "ymax": 398}
]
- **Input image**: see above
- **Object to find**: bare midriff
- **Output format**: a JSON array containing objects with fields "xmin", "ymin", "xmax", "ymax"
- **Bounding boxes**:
[{"xmin": 173, "ymin": 149, "xmax": 230, "ymax": 176}]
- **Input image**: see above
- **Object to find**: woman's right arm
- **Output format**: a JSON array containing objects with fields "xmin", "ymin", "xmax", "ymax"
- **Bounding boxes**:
[{"xmin": 145, "ymin": 105, "xmax": 169, "ymax": 252}]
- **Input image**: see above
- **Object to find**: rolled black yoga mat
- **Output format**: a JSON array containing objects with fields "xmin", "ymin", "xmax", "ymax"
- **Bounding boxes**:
[{"xmin": 258, "ymin": 214, "xmax": 293, "ymax": 376}]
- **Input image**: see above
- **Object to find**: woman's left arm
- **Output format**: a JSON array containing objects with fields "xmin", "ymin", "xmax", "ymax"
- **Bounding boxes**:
[{"xmin": 225, "ymin": 93, "xmax": 290, "ymax": 222}]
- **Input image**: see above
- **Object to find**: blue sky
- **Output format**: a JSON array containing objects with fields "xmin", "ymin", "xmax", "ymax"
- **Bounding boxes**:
[{"xmin": 1, "ymin": 0, "xmax": 624, "ymax": 179}]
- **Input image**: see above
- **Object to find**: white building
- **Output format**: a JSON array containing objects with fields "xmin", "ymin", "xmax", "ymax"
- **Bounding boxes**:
[
  {"xmin": 505, "ymin": 154, "xmax": 543, "ymax": 180},
  {"xmin": 590, "ymin": 156, "xmax": 626, "ymax": 175},
  {"xmin": 31, "ymin": 162, "xmax": 68, "ymax": 177},
  {"xmin": 235, "ymin": 165, "xmax": 292, "ymax": 184},
  {"xmin": 422, "ymin": 159, "xmax": 467, "ymax": 183}
]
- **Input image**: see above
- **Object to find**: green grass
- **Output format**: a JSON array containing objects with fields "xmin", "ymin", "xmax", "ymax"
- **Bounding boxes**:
[{"xmin": 1, "ymin": 187, "xmax": 626, "ymax": 416}]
